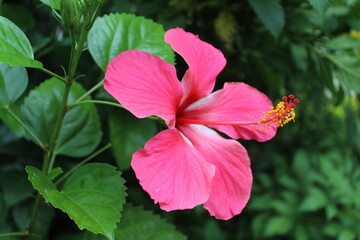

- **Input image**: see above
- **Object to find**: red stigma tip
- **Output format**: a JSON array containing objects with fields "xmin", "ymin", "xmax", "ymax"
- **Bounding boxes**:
[
  {"xmin": 282, "ymin": 96, "xmax": 288, "ymax": 101},
  {"xmin": 289, "ymin": 94, "xmax": 295, "ymax": 99},
  {"xmin": 294, "ymin": 99, "xmax": 299, "ymax": 104}
]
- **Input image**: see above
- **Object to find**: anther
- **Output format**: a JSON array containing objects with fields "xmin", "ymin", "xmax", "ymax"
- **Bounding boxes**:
[{"xmin": 254, "ymin": 94, "xmax": 299, "ymax": 130}]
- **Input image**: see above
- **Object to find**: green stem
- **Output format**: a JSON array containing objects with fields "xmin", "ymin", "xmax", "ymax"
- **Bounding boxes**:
[
  {"xmin": 4, "ymin": 107, "xmax": 46, "ymax": 150},
  {"xmin": 69, "ymin": 100, "xmax": 161, "ymax": 121},
  {"xmin": 55, "ymin": 143, "xmax": 112, "ymax": 185},
  {"xmin": 68, "ymin": 20, "xmax": 90, "ymax": 81},
  {"xmin": 72, "ymin": 79, "xmax": 104, "ymax": 104},
  {"xmin": 27, "ymin": 5, "xmax": 103, "ymax": 237},
  {"xmin": 48, "ymin": 153, "xmax": 57, "ymax": 173},
  {"xmin": 0, "ymin": 231, "xmax": 28, "ymax": 237},
  {"xmin": 39, "ymin": 67, "xmax": 68, "ymax": 84},
  {"xmin": 43, "ymin": 83, "xmax": 72, "ymax": 175},
  {"xmin": 69, "ymin": 99, "xmax": 125, "ymax": 109},
  {"xmin": 27, "ymin": 193, "xmax": 42, "ymax": 236}
]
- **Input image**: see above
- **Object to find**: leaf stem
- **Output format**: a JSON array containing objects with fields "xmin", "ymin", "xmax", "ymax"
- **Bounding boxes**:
[
  {"xmin": 69, "ymin": 99, "xmax": 125, "ymax": 109},
  {"xmin": 0, "ymin": 231, "xmax": 28, "ymax": 237},
  {"xmin": 69, "ymin": 100, "xmax": 161, "ymax": 121},
  {"xmin": 72, "ymin": 79, "xmax": 104, "ymax": 104},
  {"xmin": 27, "ymin": 193, "xmax": 42, "ymax": 236},
  {"xmin": 39, "ymin": 67, "xmax": 68, "ymax": 83},
  {"xmin": 4, "ymin": 106, "xmax": 46, "ymax": 150},
  {"xmin": 55, "ymin": 143, "xmax": 112, "ymax": 185}
]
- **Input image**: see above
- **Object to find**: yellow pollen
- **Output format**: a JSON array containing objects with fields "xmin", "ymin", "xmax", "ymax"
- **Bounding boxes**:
[{"xmin": 254, "ymin": 94, "xmax": 299, "ymax": 130}]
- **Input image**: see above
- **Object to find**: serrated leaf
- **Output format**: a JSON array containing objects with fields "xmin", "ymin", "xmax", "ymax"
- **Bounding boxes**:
[
  {"xmin": 88, "ymin": 13, "xmax": 175, "ymax": 71},
  {"xmin": 0, "ymin": 63, "xmax": 28, "ymax": 109},
  {"xmin": 38, "ymin": 0, "xmax": 60, "ymax": 10},
  {"xmin": 21, "ymin": 78, "xmax": 102, "ymax": 157},
  {"xmin": 116, "ymin": 204, "xmax": 186, "ymax": 240},
  {"xmin": 0, "ymin": 16, "xmax": 42, "ymax": 68},
  {"xmin": 248, "ymin": 0, "xmax": 285, "ymax": 38},
  {"xmin": 26, "ymin": 163, "xmax": 127, "ymax": 240},
  {"xmin": 109, "ymin": 109, "xmax": 157, "ymax": 170}
]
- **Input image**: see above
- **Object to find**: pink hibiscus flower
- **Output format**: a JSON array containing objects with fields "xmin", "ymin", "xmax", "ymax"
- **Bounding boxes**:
[{"xmin": 104, "ymin": 28, "xmax": 298, "ymax": 220}]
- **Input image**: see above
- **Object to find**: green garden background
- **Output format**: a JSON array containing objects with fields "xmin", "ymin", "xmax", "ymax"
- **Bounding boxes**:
[{"xmin": 1, "ymin": 0, "xmax": 360, "ymax": 239}]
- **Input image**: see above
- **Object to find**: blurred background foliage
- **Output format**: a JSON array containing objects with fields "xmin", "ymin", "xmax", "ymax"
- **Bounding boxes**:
[{"xmin": 1, "ymin": 0, "xmax": 360, "ymax": 239}]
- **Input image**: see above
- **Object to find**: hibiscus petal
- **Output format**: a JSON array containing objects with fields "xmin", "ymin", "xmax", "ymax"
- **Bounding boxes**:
[
  {"xmin": 178, "ymin": 124, "xmax": 252, "ymax": 220},
  {"xmin": 105, "ymin": 50, "xmax": 184, "ymax": 128},
  {"xmin": 165, "ymin": 28, "xmax": 226, "ymax": 109},
  {"xmin": 131, "ymin": 129, "xmax": 215, "ymax": 211},
  {"xmin": 179, "ymin": 82, "xmax": 277, "ymax": 142}
]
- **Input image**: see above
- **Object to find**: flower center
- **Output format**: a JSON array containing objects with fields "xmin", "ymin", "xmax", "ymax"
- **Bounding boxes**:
[{"xmin": 259, "ymin": 94, "xmax": 299, "ymax": 128}]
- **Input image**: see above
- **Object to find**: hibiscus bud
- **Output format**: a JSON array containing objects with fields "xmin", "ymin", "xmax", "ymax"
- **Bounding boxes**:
[{"xmin": 60, "ymin": 0, "xmax": 83, "ymax": 32}]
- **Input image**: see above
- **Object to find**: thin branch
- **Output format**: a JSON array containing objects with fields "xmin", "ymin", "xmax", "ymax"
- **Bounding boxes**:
[
  {"xmin": 39, "ymin": 67, "xmax": 68, "ymax": 84},
  {"xmin": 55, "ymin": 143, "xmax": 112, "ymax": 185},
  {"xmin": 4, "ymin": 107, "xmax": 46, "ymax": 151},
  {"xmin": 0, "ymin": 231, "xmax": 28, "ymax": 237},
  {"xmin": 72, "ymin": 79, "xmax": 105, "ymax": 104},
  {"xmin": 69, "ymin": 99, "xmax": 124, "ymax": 109}
]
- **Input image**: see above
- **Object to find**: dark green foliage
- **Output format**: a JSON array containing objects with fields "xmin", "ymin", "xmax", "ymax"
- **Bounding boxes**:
[{"xmin": 1, "ymin": 0, "xmax": 360, "ymax": 239}]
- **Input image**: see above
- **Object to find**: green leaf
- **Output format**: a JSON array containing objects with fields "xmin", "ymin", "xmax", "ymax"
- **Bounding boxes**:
[
  {"xmin": 299, "ymin": 187, "xmax": 328, "ymax": 212},
  {"xmin": 334, "ymin": 70, "xmax": 360, "ymax": 93},
  {"xmin": 116, "ymin": 204, "xmax": 187, "ymax": 240},
  {"xmin": 248, "ymin": 0, "xmax": 285, "ymax": 38},
  {"xmin": 26, "ymin": 163, "xmax": 127, "ymax": 240},
  {"xmin": 264, "ymin": 216, "xmax": 293, "ymax": 237},
  {"xmin": 74, "ymin": 204, "xmax": 188, "ymax": 240},
  {"xmin": 338, "ymin": 229, "xmax": 356, "ymax": 240},
  {"xmin": 324, "ymin": 35, "xmax": 360, "ymax": 50},
  {"xmin": 38, "ymin": 0, "xmax": 61, "ymax": 10},
  {"xmin": 0, "ymin": 16, "xmax": 43, "ymax": 68},
  {"xmin": 307, "ymin": 0, "xmax": 332, "ymax": 16},
  {"xmin": 88, "ymin": 13, "xmax": 175, "ymax": 71},
  {"xmin": 0, "ymin": 63, "xmax": 28, "ymax": 109},
  {"xmin": 21, "ymin": 78, "xmax": 102, "ymax": 157},
  {"xmin": 48, "ymin": 167, "xmax": 63, "ymax": 180},
  {"xmin": 109, "ymin": 109, "xmax": 157, "ymax": 170},
  {"xmin": 0, "ymin": 169, "xmax": 34, "ymax": 207}
]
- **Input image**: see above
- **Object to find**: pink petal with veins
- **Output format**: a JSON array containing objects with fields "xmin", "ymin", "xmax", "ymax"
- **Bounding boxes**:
[
  {"xmin": 165, "ymin": 28, "xmax": 226, "ymax": 109},
  {"xmin": 105, "ymin": 50, "xmax": 184, "ymax": 128},
  {"xmin": 131, "ymin": 129, "xmax": 215, "ymax": 211},
  {"xmin": 179, "ymin": 124, "xmax": 252, "ymax": 220},
  {"xmin": 180, "ymin": 82, "xmax": 277, "ymax": 142}
]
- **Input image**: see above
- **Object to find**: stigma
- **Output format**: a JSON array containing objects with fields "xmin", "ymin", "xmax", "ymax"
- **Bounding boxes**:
[{"xmin": 259, "ymin": 94, "xmax": 299, "ymax": 128}]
